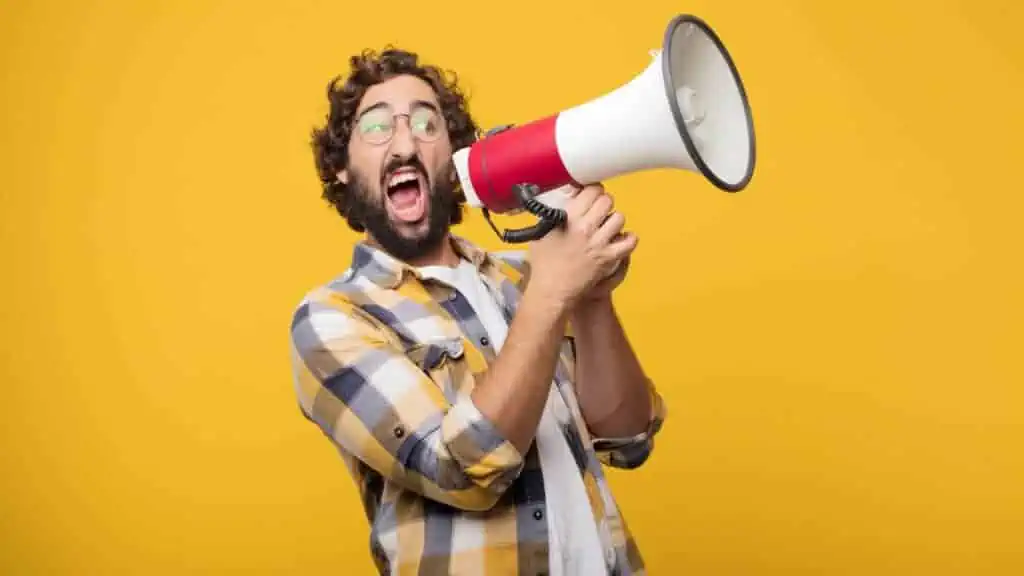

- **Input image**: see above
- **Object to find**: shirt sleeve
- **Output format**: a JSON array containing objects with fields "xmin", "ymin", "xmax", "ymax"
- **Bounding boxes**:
[
  {"xmin": 289, "ymin": 293, "xmax": 525, "ymax": 511},
  {"xmin": 590, "ymin": 378, "xmax": 667, "ymax": 470}
]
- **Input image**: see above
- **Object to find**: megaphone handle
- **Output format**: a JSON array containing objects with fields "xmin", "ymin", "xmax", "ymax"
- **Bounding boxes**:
[{"xmin": 481, "ymin": 183, "xmax": 568, "ymax": 244}]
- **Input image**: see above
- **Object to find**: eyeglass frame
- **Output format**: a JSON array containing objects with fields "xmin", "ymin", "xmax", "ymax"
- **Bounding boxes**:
[{"xmin": 351, "ymin": 101, "xmax": 448, "ymax": 146}]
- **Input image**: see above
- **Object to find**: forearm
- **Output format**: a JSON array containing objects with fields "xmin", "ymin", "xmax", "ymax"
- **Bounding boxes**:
[
  {"xmin": 292, "ymin": 296, "xmax": 533, "ymax": 512},
  {"xmin": 571, "ymin": 297, "xmax": 652, "ymax": 438},
  {"xmin": 470, "ymin": 284, "xmax": 571, "ymax": 454}
]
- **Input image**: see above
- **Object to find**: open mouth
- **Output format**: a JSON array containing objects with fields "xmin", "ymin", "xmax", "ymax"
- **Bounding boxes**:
[{"xmin": 384, "ymin": 168, "xmax": 427, "ymax": 223}]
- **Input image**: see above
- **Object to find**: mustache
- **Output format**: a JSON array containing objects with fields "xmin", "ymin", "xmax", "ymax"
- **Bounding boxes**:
[{"xmin": 381, "ymin": 156, "xmax": 428, "ymax": 185}]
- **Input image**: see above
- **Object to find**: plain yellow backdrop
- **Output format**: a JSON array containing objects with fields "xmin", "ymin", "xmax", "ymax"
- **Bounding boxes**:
[{"xmin": 2, "ymin": 0, "xmax": 1022, "ymax": 573}]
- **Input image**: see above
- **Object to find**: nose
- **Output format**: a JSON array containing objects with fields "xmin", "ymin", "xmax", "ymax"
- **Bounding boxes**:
[{"xmin": 387, "ymin": 114, "xmax": 417, "ymax": 158}]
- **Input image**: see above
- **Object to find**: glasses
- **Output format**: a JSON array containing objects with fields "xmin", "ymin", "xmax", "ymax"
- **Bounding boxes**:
[{"xmin": 354, "ymin": 104, "xmax": 445, "ymax": 145}]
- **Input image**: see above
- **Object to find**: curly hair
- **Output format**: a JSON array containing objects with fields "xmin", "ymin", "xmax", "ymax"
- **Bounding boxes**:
[{"xmin": 310, "ymin": 47, "xmax": 480, "ymax": 231}]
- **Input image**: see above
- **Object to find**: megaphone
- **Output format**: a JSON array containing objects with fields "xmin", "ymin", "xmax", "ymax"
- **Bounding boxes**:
[{"xmin": 452, "ymin": 14, "xmax": 756, "ymax": 243}]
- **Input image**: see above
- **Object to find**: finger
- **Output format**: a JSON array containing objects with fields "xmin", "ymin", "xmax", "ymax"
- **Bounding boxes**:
[
  {"xmin": 613, "ymin": 254, "xmax": 631, "ymax": 277},
  {"xmin": 603, "ymin": 255, "xmax": 629, "ymax": 280},
  {"xmin": 565, "ymin": 184, "xmax": 602, "ymax": 221},
  {"xmin": 591, "ymin": 210, "xmax": 625, "ymax": 246},
  {"xmin": 578, "ymin": 193, "xmax": 614, "ymax": 234},
  {"xmin": 604, "ymin": 231, "xmax": 639, "ymax": 261},
  {"xmin": 582, "ymin": 189, "xmax": 614, "ymax": 223}
]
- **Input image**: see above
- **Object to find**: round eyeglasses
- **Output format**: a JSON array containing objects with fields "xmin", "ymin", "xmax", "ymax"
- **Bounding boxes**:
[{"xmin": 354, "ymin": 105, "xmax": 445, "ymax": 145}]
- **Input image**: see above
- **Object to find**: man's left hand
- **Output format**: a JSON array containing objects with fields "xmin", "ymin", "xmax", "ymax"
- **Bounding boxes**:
[{"xmin": 581, "ymin": 252, "xmax": 631, "ymax": 304}]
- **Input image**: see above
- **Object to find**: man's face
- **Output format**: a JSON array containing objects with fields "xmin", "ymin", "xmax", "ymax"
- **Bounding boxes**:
[{"xmin": 339, "ymin": 74, "xmax": 457, "ymax": 262}]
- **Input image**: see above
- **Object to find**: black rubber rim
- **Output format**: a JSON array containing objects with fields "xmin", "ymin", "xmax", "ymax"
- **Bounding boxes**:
[{"xmin": 662, "ymin": 14, "xmax": 756, "ymax": 192}]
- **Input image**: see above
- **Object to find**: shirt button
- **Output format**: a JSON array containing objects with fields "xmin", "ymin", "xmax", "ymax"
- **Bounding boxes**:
[
  {"xmin": 605, "ymin": 547, "xmax": 617, "ymax": 567},
  {"xmin": 393, "ymin": 426, "xmax": 405, "ymax": 438},
  {"xmin": 480, "ymin": 336, "xmax": 490, "ymax": 347},
  {"xmin": 533, "ymin": 509, "xmax": 543, "ymax": 520}
]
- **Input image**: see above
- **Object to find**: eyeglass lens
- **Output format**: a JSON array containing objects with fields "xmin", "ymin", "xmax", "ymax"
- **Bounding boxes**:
[{"xmin": 356, "ymin": 105, "xmax": 442, "ymax": 144}]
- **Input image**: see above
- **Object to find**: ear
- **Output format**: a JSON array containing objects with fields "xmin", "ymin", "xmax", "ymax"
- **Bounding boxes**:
[{"xmin": 336, "ymin": 170, "xmax": 349, "ymax": 185}]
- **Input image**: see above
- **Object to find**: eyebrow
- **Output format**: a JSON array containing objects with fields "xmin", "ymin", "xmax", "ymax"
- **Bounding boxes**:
[{"xmin": 355, "ymin": 99, "xmax": 441, "ymax": 121}]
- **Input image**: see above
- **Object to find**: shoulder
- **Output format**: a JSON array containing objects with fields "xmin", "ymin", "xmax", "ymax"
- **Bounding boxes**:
[{"xmin": 288, "ymin": 269, "xmax": 382, "ymax": 350}]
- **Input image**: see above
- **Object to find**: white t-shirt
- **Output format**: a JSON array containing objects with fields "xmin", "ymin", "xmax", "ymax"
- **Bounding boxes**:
[{"xmin": 417, "ymin": 258, "xmax": 607, "ymax": 576}]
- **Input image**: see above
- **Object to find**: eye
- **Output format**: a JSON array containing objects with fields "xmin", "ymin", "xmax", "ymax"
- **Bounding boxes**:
[
  {"xmin": 362, "ymin": 121, "xmax": 388, "ymax": 133},
  {"xmin": 410, "ymin": 108, "xmax": 440, "ymax": 135},
  {"xmin": 358, "ymin": 111, "xmax": 392, "ymax": 134}
]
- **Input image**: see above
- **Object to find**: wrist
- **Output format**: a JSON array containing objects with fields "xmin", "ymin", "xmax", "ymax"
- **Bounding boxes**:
[
  {"xmin": 523, "ymin": 281, "xmax": 574, "ymax": 324},
  {"xmin": 571, "ymin": 295, "xmax": 615, "ymax": 325}
]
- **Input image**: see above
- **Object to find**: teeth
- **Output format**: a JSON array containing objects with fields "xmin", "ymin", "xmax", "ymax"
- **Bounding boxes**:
[{"xmin": 388, "ymin": 172, "xmax": 418, "ymax": 188}]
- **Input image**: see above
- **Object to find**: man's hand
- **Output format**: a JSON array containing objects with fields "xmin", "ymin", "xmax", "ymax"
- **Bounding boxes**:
[
  {"xmin": 527, "ymin": 183, "xmax": 638, "ymax": 311},
  {"xmin": 582, "ymin": 253, "xmax": 631, "ymax": 304},
  {"xmin": 573, "ymin": 183, "xmax": 635, "ymax": 305}
]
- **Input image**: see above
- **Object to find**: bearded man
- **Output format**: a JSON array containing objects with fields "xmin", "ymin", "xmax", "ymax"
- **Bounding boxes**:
[{"xmin": 289, "ymin": 47, "xmax": 667, "ymax": 575}]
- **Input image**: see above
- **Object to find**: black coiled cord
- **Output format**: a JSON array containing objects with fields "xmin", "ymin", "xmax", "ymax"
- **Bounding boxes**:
[{"xmin": 482, "ymin": 183, "xmax": 568, "ymax": 244}]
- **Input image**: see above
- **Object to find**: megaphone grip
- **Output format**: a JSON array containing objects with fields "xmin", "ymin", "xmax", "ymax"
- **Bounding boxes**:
[{"xmin": 482, "ymin": 184, "xmax": 568, "ymax": 243}]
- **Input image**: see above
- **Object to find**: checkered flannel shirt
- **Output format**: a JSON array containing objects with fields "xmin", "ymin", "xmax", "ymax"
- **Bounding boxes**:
[{"xmin": 289, "ymin": 235, "xmax": 667, "ymax": 575}]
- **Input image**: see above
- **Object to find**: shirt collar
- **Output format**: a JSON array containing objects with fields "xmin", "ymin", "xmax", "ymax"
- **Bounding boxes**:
[{"xmin": 349, "ymin": 234, "xmax": 499, "ymax": 289}]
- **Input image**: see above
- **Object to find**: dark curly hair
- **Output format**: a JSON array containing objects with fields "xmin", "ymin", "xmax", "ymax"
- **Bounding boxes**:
[{"xmin": 310, "ymin": 47, "xmax": 480, "ymax": 232}]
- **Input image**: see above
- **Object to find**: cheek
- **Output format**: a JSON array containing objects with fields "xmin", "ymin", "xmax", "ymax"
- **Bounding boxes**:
[
  {"xmin": 348, "ymin": 148, "xmax": 385, "ymax": 186},
  {"xmin": 426, "ymin": 144, "xmax": 453, "ymax": 175}
]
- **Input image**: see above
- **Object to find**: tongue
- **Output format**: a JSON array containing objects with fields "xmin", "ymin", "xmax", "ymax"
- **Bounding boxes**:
[
  {"xmin": 390, "ymin": 186, "xmax": 418, "ymax": 206},
  {"xmin": 389, "ymin": 184, "xmax": 424, "ymax": 222}
]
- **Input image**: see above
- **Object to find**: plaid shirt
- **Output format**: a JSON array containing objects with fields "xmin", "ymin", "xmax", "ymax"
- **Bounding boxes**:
[{"xmin": 289, "ymin": 236, "xmax": 667, "ymax": 575}]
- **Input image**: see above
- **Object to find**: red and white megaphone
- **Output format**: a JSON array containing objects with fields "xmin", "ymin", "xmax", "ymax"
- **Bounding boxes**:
[{"xmin": 452, "ymin": 14, "xmax": 756, "ymax": 243}]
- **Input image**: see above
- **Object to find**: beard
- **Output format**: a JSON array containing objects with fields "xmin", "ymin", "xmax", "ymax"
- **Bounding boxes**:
[{"xmin": 345, "ymin": 159, "xmax": 459, "ymax": 263}]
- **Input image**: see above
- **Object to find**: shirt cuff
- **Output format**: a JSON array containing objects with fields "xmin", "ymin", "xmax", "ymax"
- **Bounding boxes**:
[
  {"xmin": 442, "ymin": 394, "xmax": 525, "ymax": 493},
  {"xmin": 591, "ymin": 381, "xmax": 666, "ymax": 469}
]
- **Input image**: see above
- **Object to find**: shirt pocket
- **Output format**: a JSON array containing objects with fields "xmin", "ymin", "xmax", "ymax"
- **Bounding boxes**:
[{"xmin": 406, "ymin": 337, "xmax": 466, "ymax": 404}]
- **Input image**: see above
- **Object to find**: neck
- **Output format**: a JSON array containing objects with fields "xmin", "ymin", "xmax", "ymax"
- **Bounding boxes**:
[{"xmin": 366, "ymin": 233, "xmax": 461, "ymax": 268}]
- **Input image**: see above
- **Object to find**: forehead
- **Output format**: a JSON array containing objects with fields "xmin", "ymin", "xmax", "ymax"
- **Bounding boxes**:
[{"xmin": 355, "ymin": 74, "xmax": 440, "ymax": 116}]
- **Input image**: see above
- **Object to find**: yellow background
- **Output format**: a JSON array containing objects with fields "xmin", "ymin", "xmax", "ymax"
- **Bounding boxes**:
[{"xmin": 2, "ymin": 0, "xmax": 1022, "ymax": 573}]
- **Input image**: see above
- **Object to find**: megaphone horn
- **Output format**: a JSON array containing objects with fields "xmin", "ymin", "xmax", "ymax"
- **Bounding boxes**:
[{"xmin": 452, "ymin": 14, "xmax": 756, "ymax": 243}]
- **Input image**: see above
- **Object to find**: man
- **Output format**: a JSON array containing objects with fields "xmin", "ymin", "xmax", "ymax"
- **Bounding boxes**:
[{"xmin": 290, "ymin": 47, "xmax": 667, "ymax": 575}]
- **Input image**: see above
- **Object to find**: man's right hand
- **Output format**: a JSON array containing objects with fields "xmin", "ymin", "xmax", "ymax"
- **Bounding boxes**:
[{"xmin": 528, "ymin": 183, "xmax": 638, "ymax": 310}]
